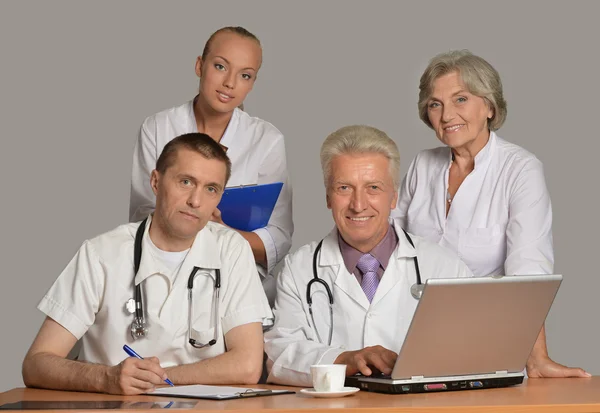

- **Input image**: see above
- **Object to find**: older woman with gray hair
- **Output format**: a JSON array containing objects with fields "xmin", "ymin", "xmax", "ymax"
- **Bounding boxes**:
[{"xmin": 392, "ymin": 50, "xmax": 588, "ymax": 378}]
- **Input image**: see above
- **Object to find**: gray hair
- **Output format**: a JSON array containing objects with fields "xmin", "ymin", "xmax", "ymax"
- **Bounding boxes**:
[
  {"xmin": 418, "ymin": 50, "xmax": 507, "ymax": 131},
  {"xmin": 320, "ymin": 125, "xmax": 400, "ymax": 188}
]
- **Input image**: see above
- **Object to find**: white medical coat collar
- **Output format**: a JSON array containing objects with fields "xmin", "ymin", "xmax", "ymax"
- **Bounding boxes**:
[
  {"xmin": 448, "ymin": 130, "xmax": 497, "ymax": 171},
  {"xmin": 134, "ymin": 215, "xmax": 222, "ymax": 286},
  {"xmin": 318, "ymin": 218, "xmax": 418, "ymax": 309},
  {"xmin": 186, "ymin": 97, "xmax": 241, "ymax": 151}
]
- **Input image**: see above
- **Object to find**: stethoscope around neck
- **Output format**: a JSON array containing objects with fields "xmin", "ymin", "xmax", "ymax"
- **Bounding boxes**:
[
  {"xmin": 306, "ymin": 228, "xmax": 422, "ymax": 345},
  {"xmin": 127, "ymin": 218, "xmax": 220, "ymax": 348}
]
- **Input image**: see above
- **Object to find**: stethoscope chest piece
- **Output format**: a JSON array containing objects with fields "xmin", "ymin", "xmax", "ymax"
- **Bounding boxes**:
[
  {"xmin": 410, "ymin": 283, "xmax": 424, "ymax": 300},
  {"xmin": 131, "ymin": 316, "xmax": 148, "ymax": 339}
]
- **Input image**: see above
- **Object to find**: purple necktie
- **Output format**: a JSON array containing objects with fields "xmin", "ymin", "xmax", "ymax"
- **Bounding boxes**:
[{"xmin": 357, "ymin": 253, "xmax": 380, "ymax": 303}]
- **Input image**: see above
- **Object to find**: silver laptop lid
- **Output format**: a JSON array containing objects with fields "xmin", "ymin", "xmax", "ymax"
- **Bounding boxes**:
[{"xmin": 391, "ymin": 274, "xmax": 562, "ymax": 380}]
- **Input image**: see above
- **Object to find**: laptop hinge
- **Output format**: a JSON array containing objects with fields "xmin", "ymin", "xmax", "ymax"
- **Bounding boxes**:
[
  {"xmin": 410, "ymin": 375, "xmax": 425, "ymax": 381},
  {"xmin": 495, "ymin": 370, "xmax": 509, "ymax": 375}
]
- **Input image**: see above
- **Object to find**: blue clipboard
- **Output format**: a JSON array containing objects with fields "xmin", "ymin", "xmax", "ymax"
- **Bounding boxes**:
[{"xmin": 217, "ymin": 182, "xmax": 283, "ymax": 232}]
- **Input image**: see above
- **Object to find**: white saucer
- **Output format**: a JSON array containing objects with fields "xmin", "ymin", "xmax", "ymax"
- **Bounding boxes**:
[{"xmin": 300, "ymin": 387, "xmax": 360, "ymax": 398}]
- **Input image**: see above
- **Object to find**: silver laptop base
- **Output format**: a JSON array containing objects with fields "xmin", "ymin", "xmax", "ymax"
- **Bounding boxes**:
[{"xmin": 346, "ymin": 372, "xmax": 524, "ymax": 394}]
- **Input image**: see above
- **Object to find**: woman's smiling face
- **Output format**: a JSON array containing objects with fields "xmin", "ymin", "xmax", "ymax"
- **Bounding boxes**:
[
  {"xmin": 427, "ymin": 71, "xmax": 493, "ymax": 151},
  {"xmin": 196, "ymin": 31, "xmax": 262, "ymax": 114}
]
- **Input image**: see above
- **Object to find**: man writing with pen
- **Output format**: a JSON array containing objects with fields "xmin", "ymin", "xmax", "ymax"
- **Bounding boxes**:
[{"xmin": 22, "ymin": 133, "xmax": 271, "ymax": 395}]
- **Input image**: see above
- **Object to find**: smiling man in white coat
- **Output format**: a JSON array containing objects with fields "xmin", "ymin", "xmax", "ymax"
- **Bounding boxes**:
[{"xmin": 264, "ymin": 125, "xmax": 472, "ymax": 386}]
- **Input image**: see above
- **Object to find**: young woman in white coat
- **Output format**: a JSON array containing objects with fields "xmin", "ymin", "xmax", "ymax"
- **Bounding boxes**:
[
  {"xmin": 129, "ymin": 27, "xmax": 293, "ymax": 305},
  {"xmin": 392, "ymin": 50, "xmax": 589, "ymax": 378}
]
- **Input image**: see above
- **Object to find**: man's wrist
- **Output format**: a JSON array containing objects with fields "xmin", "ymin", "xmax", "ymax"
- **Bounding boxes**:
[
  {"xmin": 333, "ymin": 352, "xmax": 345, "ymax": 365},
  {"xmin": 100, "ymin": 364, "xmax": 115, "ymax": 394}
]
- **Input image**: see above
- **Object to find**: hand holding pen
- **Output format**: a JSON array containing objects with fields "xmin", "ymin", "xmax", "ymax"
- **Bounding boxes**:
[
  {"xmin": 104, "ymin": 345, "xmax": 174, "ymax": 395},
  {"xmin": 123, "ymin": 345, "xmax": 174, "ymax": 386}
]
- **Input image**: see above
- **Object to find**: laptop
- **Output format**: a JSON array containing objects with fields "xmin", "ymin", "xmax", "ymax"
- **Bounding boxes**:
[{"xmin": 345, "ymin": 274, "xmax": 562, "ymax": 394}]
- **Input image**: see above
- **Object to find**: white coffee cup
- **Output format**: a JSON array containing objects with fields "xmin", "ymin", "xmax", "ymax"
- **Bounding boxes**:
[{"xmin": 310, "ymin": 364, "xmax": 347, "ymax": 392}]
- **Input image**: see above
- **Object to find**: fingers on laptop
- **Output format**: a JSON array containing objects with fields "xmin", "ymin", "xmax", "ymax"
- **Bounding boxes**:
[
  {"xmin": 342, "ymin": 346, "xmax": 398, "ymax": 377},
  {"xmin": 364, "ymin": 346, "xmax": 397, "ymax": 376}
]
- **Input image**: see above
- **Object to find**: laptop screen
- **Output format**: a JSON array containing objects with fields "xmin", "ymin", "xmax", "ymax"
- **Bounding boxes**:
[{"xmin": 389, "ymin": 274, "xmax": 561, "ymax": 380}]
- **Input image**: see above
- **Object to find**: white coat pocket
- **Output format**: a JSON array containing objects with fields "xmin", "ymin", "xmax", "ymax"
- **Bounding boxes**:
[
  {"xmin": 191, "ymin": 326, "xmax": 216, "ymax": 344},
  {"xmin": 458, "ymin": 225, "xmax": 506, "ymax": 276},
  {"xmin": 189, "ymin": 326, "xmax": 221, "ymax": 357}
]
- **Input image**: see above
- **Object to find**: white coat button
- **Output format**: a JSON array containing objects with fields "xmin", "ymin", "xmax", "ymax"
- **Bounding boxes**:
[{"xmin": 367, "ymin": 313, "xmax": 373, "ymax": 319}]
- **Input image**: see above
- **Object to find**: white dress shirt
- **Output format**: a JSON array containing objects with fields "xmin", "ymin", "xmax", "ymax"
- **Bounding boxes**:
[
  {"xmin": 38, "ymin": 216, "xmax": 272, "ymax": 367},
  {"xmin": 129, "ymin": 99, "xmax": 294, "ymax": 293},
  {"xmin": 264, "ymin": 218, "xmax": 472, "ymax": 387},
  {"xmin": 392, "ymin": 131, "xmax": 553, "ymax": 277}
]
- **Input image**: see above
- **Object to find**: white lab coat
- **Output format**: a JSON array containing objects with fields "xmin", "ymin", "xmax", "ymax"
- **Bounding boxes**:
[
  {"xmin": 38, "ymin": 216, "xmax": 272, "ymax": 367},
  {"xmin": 129, "ymin": 100, "xmax": 294, "ymax": 303},
  {"xmin": 264, "ymin": 218, "xmax": 472, "ymax": 387},
  {"xmin": 392, "ymin": 131, "xmax": 553, "ymax": 277}
]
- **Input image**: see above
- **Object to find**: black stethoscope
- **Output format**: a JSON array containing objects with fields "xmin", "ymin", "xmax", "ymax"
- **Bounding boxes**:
[
  {"xmin": 306, "ymin": 228, "xmax": 422, "ymax": 345},
  {"xmin": 127, "ymin": 218, "xmax": 220, "ymax": 348}
]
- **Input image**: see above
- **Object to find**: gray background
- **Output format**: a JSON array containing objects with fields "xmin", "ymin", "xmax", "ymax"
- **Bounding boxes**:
[{"xmin": 0, "ymin": 0, "xmax": 598, "ymax": 392}]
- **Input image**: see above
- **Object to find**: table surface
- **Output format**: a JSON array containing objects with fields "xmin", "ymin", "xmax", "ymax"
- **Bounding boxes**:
[{"xmin": 2, "ymin": 377, "xmax": 600, "ymax": 412}]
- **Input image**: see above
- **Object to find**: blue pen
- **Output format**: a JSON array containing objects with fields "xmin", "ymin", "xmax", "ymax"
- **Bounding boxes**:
[{"xmin": 123, "ymin": 344, "xmax": 174, "ymax": 386}]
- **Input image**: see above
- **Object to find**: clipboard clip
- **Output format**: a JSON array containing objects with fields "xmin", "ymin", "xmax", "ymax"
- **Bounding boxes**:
[
  {"xmin": 236, "ymin": 389, "xmax": 273, "ymax": 397},
  {"xmin": 226, "ymin": 183, "xmax": 258, "ymax": 189}
]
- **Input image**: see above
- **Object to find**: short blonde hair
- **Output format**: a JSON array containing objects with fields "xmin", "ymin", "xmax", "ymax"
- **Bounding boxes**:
[
  {"xmin": 320, "ymin": 125, "xmax": 400, "ymax": 188},
  {"xmin": 201, "ymin": 26, "xmax": 261, "ymax": 61},
  {"xmin": 418, "ymin": 50, "xmax": 507, "ymax": 131}
]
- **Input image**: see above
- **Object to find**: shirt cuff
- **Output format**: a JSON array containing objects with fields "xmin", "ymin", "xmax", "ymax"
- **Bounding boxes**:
[
  {"xmin": 38, "ymin": 295, "xmax": 88, "ymax": 340},
  {"xmin": 253, "ymin": 227, "xmax": 277, "ymax": 274}
]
